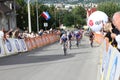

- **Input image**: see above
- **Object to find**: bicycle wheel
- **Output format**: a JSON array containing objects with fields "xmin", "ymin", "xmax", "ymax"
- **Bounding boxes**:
[
  {"xmin": 90, "ymin": 40, "xmax": 93, "ymax": 47},
  {"xmin": 76, "ymin": 39, "xmax": 79, "ymax": 48},
  {"xmin": 64, "ymin": 47, "xmax": 67, "ymax": 56},
  {"xmin": 63, "ymin": 42, "xmax": 67, "ymax": 56}
]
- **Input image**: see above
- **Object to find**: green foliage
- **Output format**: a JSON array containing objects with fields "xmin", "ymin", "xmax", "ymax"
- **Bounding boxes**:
[
  {"xmin": 16, "ymin": 0, "xmax": 28, "ymax": 30},
  {"xmin": 16, "ymin": 0, "xmax": 26, "ymax": 6},
  {"xmin": 63, "ymin": 11, "xmax": 74, "ymax": 26},
  {"xmin": 71, "ymin": 6, "xmax": 86, "ymax": 28},
  {"xmin": 97, "ymin": 1, "xmax": 120, "ymax": 18},
  {"xmin": 16, "ymin": 0, "xmax": 86, "ymax": 32}
]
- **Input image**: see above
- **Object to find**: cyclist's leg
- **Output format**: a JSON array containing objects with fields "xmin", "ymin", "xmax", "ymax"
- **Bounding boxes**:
[
  {"xmin": 64, "ymin": 42, "xmax": 67, "ymax": 55},
  {"xmin": 76, "ymin": 38, "xmax": 78, "ymax": 47},
  {"xmin": 67, "ymin": 40, "xmax": 70, "ymax": 48},
  {"xmin": 68, "ymin": 40, "xmax": 71, "ymax": 49},
  {"xmin": 70, "ymin": 40, "xmax": 72, "ymax": 49},
  {"xmin": 62, "ymin": 41, "xmax": 67, "ymax": 55},
  {"xmin": 79, "ymin": 35, "xmax": 82, "ymax": 44},
  {"xmin": 90, "ymin": 39, "xmax": 93, "ymax": 47}
]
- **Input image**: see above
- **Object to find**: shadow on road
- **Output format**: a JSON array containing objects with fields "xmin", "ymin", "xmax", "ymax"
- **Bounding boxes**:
[
  {"xmin": 0, "ymin": 40, "xmax": 93, "ymax": 67},
  {"xmin": 0, "ymin": 47, "xmax": 75, "ymax": 66}
]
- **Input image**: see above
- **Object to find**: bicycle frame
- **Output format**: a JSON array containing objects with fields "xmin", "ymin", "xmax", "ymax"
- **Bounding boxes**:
[{"xmin": 76, "ymin": 38, "xmax": 80, "ymax": 48}]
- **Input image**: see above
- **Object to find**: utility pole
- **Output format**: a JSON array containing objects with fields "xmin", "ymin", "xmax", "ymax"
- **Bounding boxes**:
[
  {"xmin": 13, "ymin": 0, "xmax": 17, "ymax": 29},
  {"xmin": 55, "ymin": 9, "xmax": 56, "ymax": 28},
  {"xmin": 36, "ymin": 0, "xmax": 39, "ymax": 33},
  {"xmin": 27, "ymin": 0, "xmax": 32, "ymax": 33}
]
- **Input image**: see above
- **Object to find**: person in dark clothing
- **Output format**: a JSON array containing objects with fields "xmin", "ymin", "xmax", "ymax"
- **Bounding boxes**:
[
  {"xmin": 103, "ymin": 22, "xmax": 113, "ymax": 42},
  {"xmin": 103, "ymin": 22, "xmax": 119, "ymax": 47},
  {"xmin": 111, "ymin": 23, "xmax": 119, "ymax": 47},
  {"xmin": 89, "ymin": 31, "xmax": 94, "ymax": 47}
]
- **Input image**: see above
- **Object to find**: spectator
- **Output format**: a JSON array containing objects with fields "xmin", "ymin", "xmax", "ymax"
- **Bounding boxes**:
[
  {"xmin": 5, "ymin": 28, "xmax": 13, "ymax": 38},
  {"xmin": 18, "ymin": 33, "xmax": 23, "ymax": 39},
  {"xmin": 23, "ymin": 30, "xmax": 28, "ymax": 38},
  {"xmin": 111, "ymin": 11, "xmax": 120, "ymax": 52},
  {"xmin": 38, "ymin": 29, "xmax": 43, "ymax": 36},
  {"xmin": 103, "ymin": 22, "xmax": 113, "ymax": 42},
  {"xmin": 111, "ymin": 23, "xmax": 119, "ymax": 47},
  {"xmin": 12, "ymin": 28, "xmax": 20, "ymax": 38},
  {"xmin": 0, "ymin": 27, "xmax": 5, "ymax": 40}
]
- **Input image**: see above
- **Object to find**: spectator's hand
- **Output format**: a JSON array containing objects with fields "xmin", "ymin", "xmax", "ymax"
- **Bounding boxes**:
[{"xmin": 111, "ymin": 33, "xmax": 116, "ymax": 39}]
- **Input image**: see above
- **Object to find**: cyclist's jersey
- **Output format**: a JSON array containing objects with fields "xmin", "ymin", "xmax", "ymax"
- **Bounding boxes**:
[
  {"xmin": 68, "ymin": 34, "xmax": 72, "ymax": 39},
  {"xmin": 89, "ymin": 32, "xmax": 94, "ymax": 40},
  {"xmin": 61, "ymin": 34, "xmax": 67, "ymax": 42},
  {"xmin": 67, "ymin": 32, "xmax": 72, "ymax": 40},
  {"xmin": 74, "ymin": 31, "xmax": 81, "ymax": 39}
]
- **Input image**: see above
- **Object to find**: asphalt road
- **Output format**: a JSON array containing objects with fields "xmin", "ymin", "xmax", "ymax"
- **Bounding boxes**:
[{"xmin": 0, "ymin": 36, "xmax": 100, "ymax": 80}]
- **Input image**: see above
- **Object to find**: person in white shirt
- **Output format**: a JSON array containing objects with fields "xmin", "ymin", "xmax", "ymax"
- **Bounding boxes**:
[
  {"xmin": 0, "ymin": 28, "xmax": 5, "ymax": 40},
  {"xmin": 0, "ymin": 30, "xmax": 4, "ymax": 39}
]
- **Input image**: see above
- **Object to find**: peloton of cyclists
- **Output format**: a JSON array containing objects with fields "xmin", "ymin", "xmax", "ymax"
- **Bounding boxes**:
[
  {"xmin": 60, "ymin": 30, "xmax": 72, "ymax": 49},
  {"xmin": 60, "ymin": 29, "xmax": 83, "ymax": 48}
]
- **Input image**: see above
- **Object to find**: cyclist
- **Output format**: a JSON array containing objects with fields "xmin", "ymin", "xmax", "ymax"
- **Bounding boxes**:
[
  {"xmin": 74, "ymin": 30, "xmax": 81, "ymax": 47},
  {"xmin": 60, "ymin": 33, "xmax": 68, "ymax": 55},
  {"xmin": 60, "ymin": 29, "xmax": 66, "ymax": 37},
  {"xmin": 67, "ymin": 30, "xmax": 72, "ymax": 49},
  {"xmin": 60, "ymin": 33, "xmax": 67, "ymax": 44},
  {"xmin": 89, "ymin": 31, "xmax": 94, "ymax": 47}
]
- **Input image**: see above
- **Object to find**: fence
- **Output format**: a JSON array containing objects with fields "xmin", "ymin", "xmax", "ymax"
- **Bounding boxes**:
[
  {"xmin": 0, "ymin": 33, "xmax": 59, "ymax": 57},
  {"xmin": 94, "ymin": 33, "xmax": 120, "ymax": 80}
]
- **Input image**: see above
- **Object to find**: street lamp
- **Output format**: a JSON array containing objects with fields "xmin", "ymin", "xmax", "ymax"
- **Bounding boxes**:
[{"xmin": 27, "ymin": 0, "xmax": 31, "ymax": 33}]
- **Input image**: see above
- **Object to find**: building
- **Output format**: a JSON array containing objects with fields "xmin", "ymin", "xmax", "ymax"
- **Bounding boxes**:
[
  {"xmin": 0, "ymin": 0, "xmax": 17, "ymax": 30},
  {"xmin": 86, "ymin": 7, "xmax": 97, "ymax": 18}
]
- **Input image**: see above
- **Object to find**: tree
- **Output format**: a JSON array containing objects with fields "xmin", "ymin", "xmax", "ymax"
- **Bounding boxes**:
[
  {"xmin": 16, "ymin": 0, "xmax": 87, "ymax": 31},
  {"xmin": 71, "ymin": 6, "xmax": 86, "ymax": 28},
  {"xmin": 16, "ymin": 1, "xmax": 53, "ymax": 32},
  {"xmin": 63, "ymin": 11, "xmax": 74, "ymax": 27},
  {"xmin": 16, "ymin": 0, "xmax": 28, "ymax": 30},
  {"xmin": 97, "ymin": 1, "xmax": 120, "ymax": 18},
  {"xmin": 47, "ymin": 5, "xmax": 56, "ymax": 29}
]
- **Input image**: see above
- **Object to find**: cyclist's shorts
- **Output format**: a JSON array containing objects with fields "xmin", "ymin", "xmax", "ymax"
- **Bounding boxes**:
[
  {"xmin": 68, "ymin": 34, "xmax": 72, "ymax": 40},
  {"xmin": 75, "ymin": 34, "xmax": 80, "ymax": 38}
]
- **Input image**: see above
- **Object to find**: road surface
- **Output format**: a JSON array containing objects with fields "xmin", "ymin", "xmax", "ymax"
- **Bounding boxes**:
[{"xmin": 0, "ymin": 36, "xmax": 100, "ymax": 80}]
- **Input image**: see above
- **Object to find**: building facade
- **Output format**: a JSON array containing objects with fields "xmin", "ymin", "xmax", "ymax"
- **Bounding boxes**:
[{"xmin": 0, "ymin": 0, "xmax": 17, "ymax": 30}]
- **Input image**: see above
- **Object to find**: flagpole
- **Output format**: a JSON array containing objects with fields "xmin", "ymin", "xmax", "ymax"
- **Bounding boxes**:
[{"xmin": 28, "ymin": 0, "xmax": 32, "ymax": 33}]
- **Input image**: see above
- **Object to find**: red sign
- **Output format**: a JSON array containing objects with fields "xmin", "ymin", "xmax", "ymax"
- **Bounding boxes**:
[{"xmin": 89, "ymin": 20, "xmax": 94, "ymax": 26}]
